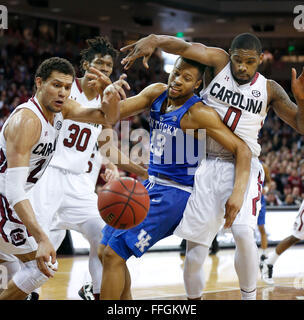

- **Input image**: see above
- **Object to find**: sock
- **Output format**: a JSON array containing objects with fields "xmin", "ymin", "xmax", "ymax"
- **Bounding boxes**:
[
  {"xmin": 266, "ymin": 252, "xmax": 279, "ymax": 265},
  {"xmin": 241, "ymin": 288, "xmax": 256, "ymax": 300}
]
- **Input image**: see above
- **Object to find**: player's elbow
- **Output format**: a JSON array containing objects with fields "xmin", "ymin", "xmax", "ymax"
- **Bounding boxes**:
[{"xmin": 234, "ymin": 142, "xmax": 252, "ymax": 161}]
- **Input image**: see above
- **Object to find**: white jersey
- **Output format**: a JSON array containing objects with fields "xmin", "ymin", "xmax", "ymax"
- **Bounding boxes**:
[
  {"xmin": 86, "ymin": 141, "xmax": 104, "ymax": 190},
  {"xmin": 49, "ymin": 78, "xmax": 103, "ymax": 174},
  {"xmin": 0, "ymin": 96, "xmax": 63, "ymax": 195},
  {"xmin": 201, "ymin": 62, "xmax": 268, "ymax": 158}
]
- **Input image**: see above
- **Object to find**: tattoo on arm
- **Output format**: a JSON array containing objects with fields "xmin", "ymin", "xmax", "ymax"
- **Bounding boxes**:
[{"xmin": 268, "ymin": 80, "xmax": 298, "ymax": 130}]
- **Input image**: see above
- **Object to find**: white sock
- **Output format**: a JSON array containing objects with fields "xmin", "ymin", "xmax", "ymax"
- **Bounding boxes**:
[
  {"xmin": 266, "ymin": 251, "xmax": 279, "ymax": 265},
  {"xmin": 241, "ymin": 288, "xmax": 256, "ymax": 300}
]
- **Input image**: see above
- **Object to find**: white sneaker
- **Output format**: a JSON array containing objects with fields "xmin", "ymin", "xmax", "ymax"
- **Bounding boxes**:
[
  {"xmin": 78, "ymin": 282, "xmax": 94, "ymax": 300},
  {"xmin": 260, "ymin": 260, "xmax": 274, "ymax": 285}
]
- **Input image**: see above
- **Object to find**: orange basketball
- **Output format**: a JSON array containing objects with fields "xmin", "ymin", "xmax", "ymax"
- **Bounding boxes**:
[{"xmin": 98, "ymin": 177, "xmax": 150, "ymax": 229}]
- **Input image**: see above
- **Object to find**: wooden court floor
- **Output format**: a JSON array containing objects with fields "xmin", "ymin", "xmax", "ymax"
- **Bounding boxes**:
[{"xmin": 39, "ymin": 245, "xmax": 304, "ymax": 300}]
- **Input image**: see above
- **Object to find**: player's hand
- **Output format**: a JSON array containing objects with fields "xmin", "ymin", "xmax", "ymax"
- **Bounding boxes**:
[
  {"xmin": 35, "ymin": 238, "xmax": 57, "ymax": 278},
  {"xmin": 291, "ymin": 67, "xmax": 304, "ymax": 102},
  {"xmin": 223, "ymin": 192, "xmax": 244, "ymax": 228},
  {"xmin": 120, "ymin": 35, "xmax": 156, "ymax": 70},
  {"xmin": 87, "ymin": 67, "xmax": 112, "ymax": 94},
  {"xmin": 102, "ymin": 74, "xmax": 130, "ymax": 102},
  {"xmin": 101, "ymin": 167, "xmax": 120, "ymax": 183}
]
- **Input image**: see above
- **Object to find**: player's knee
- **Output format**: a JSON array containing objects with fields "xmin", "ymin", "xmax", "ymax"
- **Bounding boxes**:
[
  {"xmin": 12, "ymin": 260, "xmax": 57, "ymax": 294},
  {"xmin": 185, "ymin": 244, "xmax": 208, "ymax": 274},
  {"xmin": 103, "ymin": 246, "xmax": 125, "ymax": 268},
  {"xmin": 232, "ymin": 225, "xmax": 254, "ymax": 250}
]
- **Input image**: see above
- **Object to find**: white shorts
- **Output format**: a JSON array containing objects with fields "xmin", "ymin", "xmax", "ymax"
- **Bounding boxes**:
[
  {"xmin": 30, "ymin": 165, "xmax": 101, "ymax": 231},
  {"xmin": 292, "ymin": 200, "xmax": 304, "ymax": 240},
  {"xmin": 174, "ymin": 157, "xmax": 264, "ymax": 247},
  {"xmin": 0, "ymin": 194, "xmax": 38, "ymax": 255},
  {"xmin": 0, "ymin": 252, "xmax": 19, "ymax": 262}
]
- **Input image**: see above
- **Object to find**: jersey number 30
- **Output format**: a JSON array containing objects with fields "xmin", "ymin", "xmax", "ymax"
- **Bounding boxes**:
[{"xmin": 63, "ymin": 124, "xmax": 92, "ymax": 152}]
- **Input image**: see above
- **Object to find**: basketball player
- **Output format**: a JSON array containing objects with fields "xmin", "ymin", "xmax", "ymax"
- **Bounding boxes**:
[
  {"xmin": 120, "ymin": 33, "xmax": 304, "ymax": 299},
  {"xmin": 260, "ymin": 202, "xmax": 304, "ymax": 284},
  {"xmin": 98, "ymin": 56, "xmax": 252, "ymax": 300},
  {"xmin": 27, "ymin": 37, "xmax": 148, "ymax": 300},
  {"xmin": 0, "ymin": 56, "xmax": 128, "ymax": 300}
]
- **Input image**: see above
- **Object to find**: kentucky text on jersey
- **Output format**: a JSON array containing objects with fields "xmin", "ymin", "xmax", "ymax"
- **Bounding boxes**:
[
  {"xmin": 210, "ymin": 82, "xmax": 263, "ymax": 114},
  {"xmin": 149, "ymin": 118, "xmax": 179, "ymax": 137}
]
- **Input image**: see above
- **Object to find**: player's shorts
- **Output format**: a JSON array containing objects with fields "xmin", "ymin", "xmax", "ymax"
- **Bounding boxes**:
[
  {"xmin": 174, "ymin": 157, "xmax": 264, "ymax": 247},
  {"xmin": 101, "ymin": 177, "xmax": 191, "ymax": 260},
  {"xmin": 0, "ymin": 194, "xmax": 38, "ymax": 255},
  {"xmin": 292, "ymin": 200, "xmax": 304, "ymax": 240},
  {"xmin": 0, "ymin": 251, "xmax": 19, "ymax": 263},
  {"xmin": 257, "ymin": 195, "xmax": 266, "ymax": 226},
  {"xmin": 30, "ymin": 165, "xmax": 100, "ymax": 229}
]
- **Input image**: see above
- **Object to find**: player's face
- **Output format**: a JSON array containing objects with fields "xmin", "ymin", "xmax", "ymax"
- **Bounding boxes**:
[
  {"xmin": 168, "ymin": 59, "xmax": 201, "ymax": 100},
  {"xmin": 229, "ymin": 49, "xmax": 263, "ymax": 85},
  {"xmin": 36, "ymin": 71, "xmax": 73, "ymax": 113},
  {"xmin": 87, "ymin": 54, "xmax": 114, "ymax": 77}
]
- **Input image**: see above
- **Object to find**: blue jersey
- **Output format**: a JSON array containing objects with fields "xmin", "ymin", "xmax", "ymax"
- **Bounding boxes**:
[{"xmin": 148, "ymin": 90, "xmax": 202, "ymax": 187}]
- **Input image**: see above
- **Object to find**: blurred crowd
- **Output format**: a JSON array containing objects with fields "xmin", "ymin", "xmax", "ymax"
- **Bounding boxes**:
[{"xmin": 0, "ymin": 27, "xmax": 303, "ymax": 207}]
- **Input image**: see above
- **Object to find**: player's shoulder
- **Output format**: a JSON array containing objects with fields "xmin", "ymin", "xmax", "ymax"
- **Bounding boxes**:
[
  {"xmin": 186, "ymin": 101, "xmax": 220, "ymax": 128},
  {"xmin": 10, "ymin": 105, "xmax": 41, "ymax": 126},
  {"xmin": 188, "ymin": 101, "xmax": 217, "ymax": 118},
  {"xmin": 143, "ymin": 82, "xmax": 167, "ymax": 95}
]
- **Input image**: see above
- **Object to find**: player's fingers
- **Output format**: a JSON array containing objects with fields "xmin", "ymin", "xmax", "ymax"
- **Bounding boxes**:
[
  {"xmin": 117, "ymin": 79, "xmax": 130, "ymax": 91},
  {"xmin": 120, "ymin": 43, "xmax": 136, "ymax": 52},
  {"xmin": 88, "ymin": 66, "xmax": 103, "ymax": 76},
  {"xmin": 119, "ymin": 73, "xmax": 128, "ymax": 81},
  {"xmin": 37, "ymin": 257, "xmax": 52, "ymax": 278},
  {"xmin": 142, "ymin": 55, "xmax": 151, "ymax": 69},
  {"xmin": 124, "ymin": 59, "xmax": 136, "ymax": 70},
  {"xmin": 86, "ymin": 73, "xmax": 98, "ymax": 80},
  {"xmin": 51, "ymin": 250, "xmax": 56, "ymax": 265},
  {"xmin": 291, "ymin": 68, "xmax": 297, "ymax": 82},
  {"xmin": 115, "ymin": 86, "xmax": 127, "ymax": 100}
]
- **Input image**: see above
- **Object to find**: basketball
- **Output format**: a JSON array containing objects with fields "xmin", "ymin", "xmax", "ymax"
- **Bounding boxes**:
[{"xmin": 98, "ymin": 177, "xmax": 150, "ymax": 229}]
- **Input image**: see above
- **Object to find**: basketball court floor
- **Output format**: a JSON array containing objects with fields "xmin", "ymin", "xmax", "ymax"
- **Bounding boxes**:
[{"xmin": 39, "ymin": 244, "xmax": 304, "ymax": 300}]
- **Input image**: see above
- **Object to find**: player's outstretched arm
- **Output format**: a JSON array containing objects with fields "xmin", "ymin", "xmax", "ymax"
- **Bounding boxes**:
[
  {"xmin": 268, "ymin": 69, "xmax": 304, "ymax": 134},
  {"xmin": 5, "ymin": 110, "xmax": 56, "ymax": 277},
  {"xmin": 184, "ymin": 104, "xmax": 252, "ymax": 228},
  {"xmin": 121, "ymin": 34, "xmax": 229, "ymax": 72},
  {"xmin": 63, "ymin": 76, "xmax": 130, "ymax": 125},
  {"xmin": 119, "ymin": 83, "xmax": 167, "ymax": 119}
]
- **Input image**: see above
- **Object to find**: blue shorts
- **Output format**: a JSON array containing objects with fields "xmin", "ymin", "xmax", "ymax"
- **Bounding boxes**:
[
  {"xmin": 101, "ymin": 179, "xmax": 191, "ymax": 260},
  {"xmin": 258, "ymin": 195, "xmax": 266, "ymax": 226}
]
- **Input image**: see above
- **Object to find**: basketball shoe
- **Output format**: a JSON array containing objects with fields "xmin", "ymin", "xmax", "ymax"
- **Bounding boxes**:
[
  {"xmin": 78, "ymin": 282, "xmax": 94, "ymax": 300},
  {"xmin": 260, "ymin": 260, "xmax": 274, "ymax": 285}
]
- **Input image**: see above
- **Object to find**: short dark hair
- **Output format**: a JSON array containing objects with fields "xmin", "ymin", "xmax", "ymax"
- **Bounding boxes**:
[
  {"xmin": 230, "ymin": 33, "xmax": 262, "ymax": 55},
  {"xmin": 179, "ymin": 57, "xmax": 206, "ymax": 79},
  {"xmin": 80, "ymin": 36, "xmax": 118, "ymax": 68},
  {"xmin": 35, "ymin": 57, "xmax": 75, "ymax": 81}
]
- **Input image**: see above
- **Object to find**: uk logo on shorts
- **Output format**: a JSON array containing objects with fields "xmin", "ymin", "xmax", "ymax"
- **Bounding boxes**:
[{"xmin": 135, "ymin": 229, "xmax": 151, "ymax": 253}]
